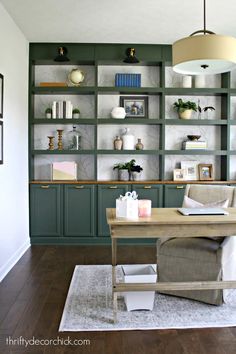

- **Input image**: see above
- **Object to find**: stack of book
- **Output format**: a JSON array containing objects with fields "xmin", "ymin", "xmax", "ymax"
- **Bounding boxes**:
[
  {"xmin": 115, "ymin": 73, "xmax": 141, "ymax": 87},
  {"xmin": 52, "ymin": 101, "xmax": 73, "ymax": 119},
  {"xmin": 182, "ymin": 140, "xmax": 207, "ymax": 150}
]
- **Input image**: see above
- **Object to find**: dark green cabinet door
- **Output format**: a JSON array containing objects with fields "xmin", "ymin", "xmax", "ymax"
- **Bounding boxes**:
[
  {"xmin": 30, "ymin": 184, "xmax": 62, "ymax": 237},
  {"xmin": 64, "ymin": 185, "xmax": 95, "ymax": 237},
  {"xmin": 164, "ymin": 185, "xmax": 186, "ymax": 207},
  {"xmin": 132, "ymin": 185, "xmax": 163, "ymax": 207},
  {"xmin": 98, "ymin": 184, "xmax": 130, "ymax": 237}
]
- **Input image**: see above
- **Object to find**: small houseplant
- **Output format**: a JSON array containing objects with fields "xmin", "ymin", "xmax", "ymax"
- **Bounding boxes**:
[
  {"xmin": 173, "ymin": 98, "xmax": 197, "ymax": 119},
  {"xmin": 113, "ymin": 159, "xmax": 143, "ymax": 181},
  {"xmin": 45, "ymin": 107, "xmax": 52, "ymax": 119},
  {"xmin": 72, "ymin": 108, "xmax": 80, "ymax": 118},
  {"xmin": 128, "ymin": 159, "xmax": 143, "ymax": 181},
  {"xmin": 113, "ymin": 162, "xmax": 129, "ymax": 181}
]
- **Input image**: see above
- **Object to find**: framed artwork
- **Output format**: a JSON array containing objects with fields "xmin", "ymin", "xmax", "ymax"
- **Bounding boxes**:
[
  {"xmin": 199, "ymin": 164, "xmax": 213, "ymax": 181},
  {"xmin": 120, "ymin": 96, "xmax": 148, "ymax": 118},
  {"xmin": 0, "ymin": 121, "xmax": 3, "ymax": 164},
  {"xmin": 173, "ymin": 168, "xmax": 186, "ymax": 181},
  {"xmin": 0, "ymin": 74, "xmax": 3, "ymax": 118},
  {"xmin": 181, "ymin": 160, "xmax": 199, "ymax": 180}
]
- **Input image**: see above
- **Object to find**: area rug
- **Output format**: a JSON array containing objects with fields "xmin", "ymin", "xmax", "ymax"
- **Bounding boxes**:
[{"xmin": 59, "ymin": 265, "xmax": 236, "ymax": 331}]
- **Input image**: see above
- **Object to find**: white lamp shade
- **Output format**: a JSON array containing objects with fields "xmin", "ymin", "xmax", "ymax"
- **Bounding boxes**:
[{"xmin": 173, "ymin": 34, "xmax": 236, "ymax": 75}]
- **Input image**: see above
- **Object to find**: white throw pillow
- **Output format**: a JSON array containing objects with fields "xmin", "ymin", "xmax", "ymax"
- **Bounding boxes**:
[{"xmin": 182, "ymin": 195, "xmax": 229, "ymax": 208}]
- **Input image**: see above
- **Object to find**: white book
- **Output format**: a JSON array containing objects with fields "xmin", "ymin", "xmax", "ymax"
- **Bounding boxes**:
[{"xmin": 52, "ymin": 101, "xmax": 57, "ymax": 119}]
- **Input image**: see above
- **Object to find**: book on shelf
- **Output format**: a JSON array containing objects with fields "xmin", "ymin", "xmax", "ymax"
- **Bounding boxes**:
[
  {"xmin": 182, "ymin": 140, "xmax": 207, "ymax": 150},
  {"xmin": 115, "ymin": 73, "xmax": 141, "ymax": 87},
  {"xmin": 52, "ymin": 100, "xmax": 73, "ymax": 119},
  {"xmin": 39, "ymin": 82, "xmax": 67, "ymax": 87}
]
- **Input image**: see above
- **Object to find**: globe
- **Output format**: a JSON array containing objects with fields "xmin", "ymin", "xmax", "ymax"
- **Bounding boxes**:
[{"xmin": 68, "ymin": 68, "xmax": 85, "ymax": 86}]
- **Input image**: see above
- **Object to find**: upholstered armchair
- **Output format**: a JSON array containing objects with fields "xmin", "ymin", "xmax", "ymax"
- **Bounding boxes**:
[{"xmin": 156, "ymin": 184, "xmax": 236, "ymax": 305}]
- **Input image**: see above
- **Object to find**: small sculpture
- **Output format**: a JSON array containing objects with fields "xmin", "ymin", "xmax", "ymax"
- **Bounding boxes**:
[{"xmin": 57, "ymin": 129, "xmax": 64, "ymax": 150}]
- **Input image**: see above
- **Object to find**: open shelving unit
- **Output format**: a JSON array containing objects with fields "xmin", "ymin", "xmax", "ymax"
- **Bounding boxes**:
[{"xmin": 28, "ymin": 43, "xmax": 236, "ymax": 244}]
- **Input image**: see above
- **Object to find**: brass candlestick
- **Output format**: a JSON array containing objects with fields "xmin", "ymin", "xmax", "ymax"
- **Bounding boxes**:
[
  {"xmin": 47, "ymin": 136, "xmax": 55, "ymax": 150},
  {"xmin": 57, "ymin": 129, "xmax": 64, "ymax": 150}
]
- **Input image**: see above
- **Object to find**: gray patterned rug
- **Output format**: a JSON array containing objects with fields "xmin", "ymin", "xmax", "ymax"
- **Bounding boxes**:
[{"xmin": 59, "ymin": 265, "xmax": 236, "ymax": 331}]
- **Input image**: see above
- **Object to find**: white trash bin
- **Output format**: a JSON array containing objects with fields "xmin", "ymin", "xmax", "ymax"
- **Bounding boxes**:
[{"xmin": 122, "ymin": 264, "xmax": 157, "ymax": 311}]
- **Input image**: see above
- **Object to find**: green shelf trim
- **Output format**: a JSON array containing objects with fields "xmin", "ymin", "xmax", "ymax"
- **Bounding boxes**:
[
  {"xmin": 96, "ymin": 150, "xmax": 161, "ymax": 155},
  {"xmin": 229, "ymin": 120, "xmax": 236, "ymax": 125},
  {"xmin": 165, "ymin": 119, "xmax": 228, "ymax": 125},
  {"xmin": 229, "ymin": 151, "xmax": 236, "ymax": 155},
  {"xmin": 164, "ymin": 88, "xmax": 228, "ymax": 96},
  {"xmin": 229, "ymin": 89, "xmax": 236, "ymax": 96},
  {"xmin": 97, "ymin": 87, "xmax": 162, "ymax": 94},
  {"xmin": 32, "ymin": 150, "xmax": 94, "ymax": 155},
  {"xmin": 97, "ymin": 118, "xmax": 163, "ymax": 125},
  {"xmin": 30, "ymin": 118, "xmax": 96, "ymax": 125},
  {"xmin": 32, "ymin": 86, "xmax": 95, "ymax": 95},
  {"xmin": 164, "ymin": 150, "xmax": 227, "ymax": 155}
]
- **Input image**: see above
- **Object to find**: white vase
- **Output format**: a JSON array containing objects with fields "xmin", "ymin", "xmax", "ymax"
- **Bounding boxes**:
[
  {"xmin": 73, "ymin": 113, "xmax": 80, "ymax": 119},
  {"xmin": 194, "ymin": 75, "xmax": 205, "ymax": 88},
  {"xmin": 122, "ymin": 128, "xmax": 135, "ymax": 150},
  {"xmin": 182, "ymin": 75, "xmax": 192, "ymax": 88},
  {"xmin": 46, "ymin": 113, "xmax": 52, "ymax": 119},
  {"xmin": 111, "ymin": 107, "xmax": 126, "ymax": 119}
]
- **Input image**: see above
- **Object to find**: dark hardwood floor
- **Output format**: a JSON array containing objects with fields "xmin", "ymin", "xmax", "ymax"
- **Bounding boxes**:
[{"xmin": 0, "ymin": 245, "xmax": 235, "ymax": 354}]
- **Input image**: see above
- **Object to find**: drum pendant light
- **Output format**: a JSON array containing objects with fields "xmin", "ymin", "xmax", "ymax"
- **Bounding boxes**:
[{"xmin": 172, "ymin": 0, "xmax": 236, "ymax": 75}]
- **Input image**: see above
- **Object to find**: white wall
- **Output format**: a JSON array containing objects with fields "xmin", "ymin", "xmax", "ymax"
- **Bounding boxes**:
[{"xmin": 0, "ymin": 3, "xmax": 29, "ymax": 281}]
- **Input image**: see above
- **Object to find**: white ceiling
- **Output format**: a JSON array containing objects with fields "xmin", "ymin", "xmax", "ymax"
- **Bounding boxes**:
[{"xmin": 1, "ymin": 0, "xmax": 236, "ymax": 44}]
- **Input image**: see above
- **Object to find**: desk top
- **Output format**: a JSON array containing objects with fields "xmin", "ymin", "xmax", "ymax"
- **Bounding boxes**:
[{"xmin": 106, "ymin": 208, "xmax": 236, "ymax": 226}]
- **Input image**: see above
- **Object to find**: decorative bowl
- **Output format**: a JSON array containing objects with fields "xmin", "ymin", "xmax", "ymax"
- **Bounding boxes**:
[{"xmin": 187, "ymin": 135, "xmax": 201, "ymax": 141}]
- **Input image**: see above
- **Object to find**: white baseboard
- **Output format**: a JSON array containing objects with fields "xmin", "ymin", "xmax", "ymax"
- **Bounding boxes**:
[{"xmin": 0, "ymin": 239, "xmax": 30, "ymax": 282}]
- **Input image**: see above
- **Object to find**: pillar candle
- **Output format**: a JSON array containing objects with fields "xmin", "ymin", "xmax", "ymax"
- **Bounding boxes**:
[{"xmin": 138, "ymin": 199, "xmax": 152, "ymax": 217}]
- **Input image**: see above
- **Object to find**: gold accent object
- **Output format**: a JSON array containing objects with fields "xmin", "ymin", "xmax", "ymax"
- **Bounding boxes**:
[
  {"xmin": 47, "ymin": 136, "xmax": 55, "ymax": 150},
  {"xmin": 57, "ymin": 129, "xmax": 63, "ymax": 150}
]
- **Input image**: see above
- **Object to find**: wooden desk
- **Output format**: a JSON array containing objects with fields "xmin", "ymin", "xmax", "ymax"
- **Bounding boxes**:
[{"xmin": 106, "ymin": 208, "xmax": 236, "ymax": 322}]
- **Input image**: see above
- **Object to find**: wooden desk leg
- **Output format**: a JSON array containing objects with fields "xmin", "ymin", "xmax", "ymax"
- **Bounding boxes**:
[{"xmin": 111, "ymin": 237, "xmax": 117, "ymax": 323}]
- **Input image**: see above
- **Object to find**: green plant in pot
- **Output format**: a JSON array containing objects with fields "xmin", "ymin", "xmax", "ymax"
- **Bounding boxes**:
[
  {"xmin": 45, "ymin": 107, "xmax": 52, "ymax": 118},
  {"xmin": 129, "ymin": 161, "xmax": 143, "ymax": 181},
  {"xmin": 173, "ymin": 98, "xmax": 197, "ymax": 119},
  {"xmin": 72, "ymin": 108, "xmax": 80, "ymax": 118},
  {"xmin": 113, "ymin": 162, "xmax": 129, "ymax": 181}
]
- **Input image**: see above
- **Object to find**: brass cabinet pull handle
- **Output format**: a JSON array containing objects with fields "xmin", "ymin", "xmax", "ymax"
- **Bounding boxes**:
[
  {"xmin": 75, "ymin": 186, "xmax": 84, "ymax": 189},
  {"xmin": 109, "ymin": 186, "xmax": 118, "ymax": 189},
  {"xmin": 144, "ymin": 186, "xmax": 152, "ymax": 189},
  {"xmin": 41, "ymin": 185, "xmax": 49, "ymax": 189},
  {"xmin": 176, "ymin": 186, "xmax": 184, "ymax": 189}
]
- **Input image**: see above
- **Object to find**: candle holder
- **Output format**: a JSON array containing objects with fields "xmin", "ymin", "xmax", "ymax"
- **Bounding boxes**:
[
  {"xmin": 47, "ymin": 136, "xmax": 55, "ymax": 150},
  {"xmin": 57, "ymin": 129, "xmax": 64, "ymax": 150}
]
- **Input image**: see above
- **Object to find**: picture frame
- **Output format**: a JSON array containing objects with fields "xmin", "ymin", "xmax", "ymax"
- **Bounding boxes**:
[
  {"xmin": 199, "ymin": 164, "xmax": 213, "ymax": 181},
  {"xmin": 181, "ymin": 160, "xmax": 199, "ymax": 180},
  {"xmin": 0, "ymin": 121, "xmax": 3, "ymax": 164},
  {"xmin": 0, "ymin": 74, "xmax": 3, "ymax": 119},
  {"xmin": 120, "ymin": 96, "xmax": 148, "ymax": 118},
  {"xmin": 173, "ymin": 168, "xmax": 186, "ymax": 181}
]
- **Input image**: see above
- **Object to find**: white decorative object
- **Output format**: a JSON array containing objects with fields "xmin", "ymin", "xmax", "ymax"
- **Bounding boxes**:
[
  {"xmin": 111, "ymin": 107, "xmax": 126, "ymax": 119},
  {"xmin": 73, "ymin": 113, "xmax": 80, "ymax": 118},
  {"xmin": 116, "ymin": 191, "xmax": 138, "ymax": 219},
  {"xmin": 122, "ymin": 265, "xmax": 157, "ymax": 311},
  {"xmin": 182, "ymin": 75, "xmax": 192, "ymax": 88},
  {"xmin": 122, "ymin": 128, "xmax": 135, "ymax": 150},
  {"xmin": 68, "ymin": 68, "xmax": 85, "ymax": 86},
  {"xmin": 194, "ymin": 75, "xmax": 205, "ymax": 88}
]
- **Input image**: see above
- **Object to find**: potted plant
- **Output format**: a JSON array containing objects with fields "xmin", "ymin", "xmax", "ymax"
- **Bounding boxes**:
[
  {"xmin": 128, "ymin": 159, "xmax": 143, "ymax": 181},
  {"xmin": 45, "ymin": 107, "xmax": 52, "ymax": 119},
  {"xmin": 173, "ymin": 98, "xmax": 197, "ymax": 119},
  {"xmin": 198, "ymin": 104, "xmax": 215, "ymax": 120},
  {"xmin": 72, "ymin": 108, "xmax": 80, "ymax": 118},
  {"xmin": 113, "ymin": 162, "xmax": 129, "ymax": 181}
]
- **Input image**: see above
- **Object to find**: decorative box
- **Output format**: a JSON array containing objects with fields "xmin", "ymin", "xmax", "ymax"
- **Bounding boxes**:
[{"xmin": 52, "ymin": 161, "xmax": 77, "ymax": 180}]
